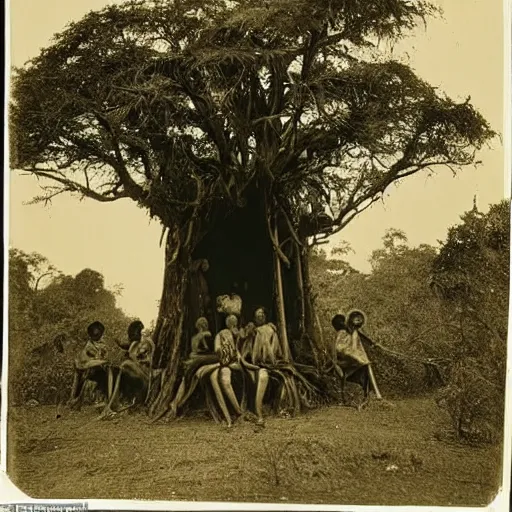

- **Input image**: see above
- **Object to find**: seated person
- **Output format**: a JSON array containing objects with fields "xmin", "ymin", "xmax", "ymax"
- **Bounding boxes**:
[
  {"xmin": 190, "ymin": 317, "xmax": 213, "ymax": 358},
  {"xmin": 251, "ymin": 307, "xmax": 282, "ymax": 366},
  {"xmin": 238, "ymin": 307, "xmax": 284, "ymax": 425},
  {"xmin": 68, "ymin": 321, "xmax": 112, "ymax": 409},
  {"xmin": 99, "ymin": 320, "xmax": 154, "ymax": 417},
  {"xmin": 210, "ymin": 314, "xmax": 243, "ymax": 425},
  {"xmin": 333, "ymin": 309, "xmax": 381, "ymax": 405},
  {"xmin": 336, "ymin": 310, "xmax": 370, "ymax": 368},
  {"xmin": 166, "ymin": 317, "xmax": 221, "ymax": 419}
]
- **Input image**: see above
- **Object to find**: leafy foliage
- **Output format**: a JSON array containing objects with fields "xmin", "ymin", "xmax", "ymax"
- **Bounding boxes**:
[
  {"xmin": 310, "ymin": 231, "xmax": 447, "ymax": 396},
  {"xmin": 432, "ymin": 201, "xmax": 509, "ymax": 443},
  {"xmin": 8, "ymin": 249, "xmax": 133, "ymax": 405},
  {"xmin": 11, "ymin": 0, "xmax": 494, "ymax": 238},
  {"xmin": 310, "ymin": 200, "xmax": 509, "ymax": 445}
]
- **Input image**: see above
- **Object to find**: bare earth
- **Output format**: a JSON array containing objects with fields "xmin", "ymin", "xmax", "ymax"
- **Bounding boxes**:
[{"xmin": 7, "ymin": 398, "xmax": 502, "ymax": 506}]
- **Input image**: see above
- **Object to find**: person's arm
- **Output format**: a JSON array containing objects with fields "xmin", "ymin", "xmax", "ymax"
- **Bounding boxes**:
[
  {"xmin": 143, "ymin": 339, "xmax": 155, "ymax": 366},
  {"xmin": 359, "ymin": 331, "xmax": 375, "ymax": 347},
  {"xmin": 128, "ymin": 340, "xmax": 139, "ymax": 361},
  {"xmin": 214, "ymin": 332, "xmax": 222, "ymax": 355},
  {"xmin": 84, "ymin": 342, "xmax": 97, "ymax": 359},
  {"xmin": 199, "ymin": 332, "xmax": 212, "ymax": 352}
]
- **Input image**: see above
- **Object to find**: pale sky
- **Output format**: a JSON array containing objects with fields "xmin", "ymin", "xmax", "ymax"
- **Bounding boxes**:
[{"xmin": 8, "ymin": 0, "xmax": 507, "ymax": 326}]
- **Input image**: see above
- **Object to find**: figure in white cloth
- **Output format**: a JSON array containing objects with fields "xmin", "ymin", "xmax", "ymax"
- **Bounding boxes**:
[{"xmin": 332, "ymin": 310, "xmax": 382, "ymax": 407}]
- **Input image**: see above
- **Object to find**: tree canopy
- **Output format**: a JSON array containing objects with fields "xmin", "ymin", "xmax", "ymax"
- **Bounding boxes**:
[{"xmin": 11, "ymin": 0, "xmax": 494, "ymax": 240}]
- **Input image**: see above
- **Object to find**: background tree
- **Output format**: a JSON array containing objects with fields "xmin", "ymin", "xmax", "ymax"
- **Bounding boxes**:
[
  {"xmin": 431, "ymin": 200, "xmax": 509, "ymax": 443},
  {"xmin": 10, "ymin": 0, "xmax": 494, "ymax": 417}
]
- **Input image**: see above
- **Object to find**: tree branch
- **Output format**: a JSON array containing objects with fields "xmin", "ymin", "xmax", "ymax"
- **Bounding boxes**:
[{"xmin": 23, "ymin": 167, "xmax": 129, "ymax": 203}]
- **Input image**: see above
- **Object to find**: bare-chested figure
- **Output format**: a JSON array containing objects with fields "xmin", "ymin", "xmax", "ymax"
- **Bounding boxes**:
[
  {"xmin": 167, "ymin": 315, "xmax": 245, "ymax": 427},
  {"xmin": 68, "ymin": 321, "xmax": 113, "ymax": 409},
  {"xmin": 190, "ymin": 317, "xmax": 212, "ymax": 357},
  {"xmin": 240, "ymin": 307, "xmax": 283, "ymax": 425},
  {"xmin": 100, "ymin": 320, "xmax": 154, "ymax": 418},
  {"xmin": 167, "ymin": 317, "xmax": 218, "ymax": 419},
  {"xmin": 210, "ymin": 314, "xmax": 243, "ymax": 426}
]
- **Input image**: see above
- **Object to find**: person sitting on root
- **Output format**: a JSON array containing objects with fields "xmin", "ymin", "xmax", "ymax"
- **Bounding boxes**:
[
  {"xmin": 238, "ymin": 307, "xmax": 286, "ymax": 425},
  {"xmin": 166, "ymin": 315, "xmax": 244, "ymax": 427},
  {"xmin": 68, "ymin": 321, "xmax": 113, "ymax": 410},
  {"xmin": 190, "ymin": 317, "xmax": 213, "ymax": 358},
  {"xmin": 99, "ymin": 320, "xmax": 154, "ymax": 418},
  {"xmin": 209, "ymin": 314, "xmax": 244, "ymax": 427},
  {"xmin": 166, "ymin": 316, "xmax": 227, "ymax": 422}
]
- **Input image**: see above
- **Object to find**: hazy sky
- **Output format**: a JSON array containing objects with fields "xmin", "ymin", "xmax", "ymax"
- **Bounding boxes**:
[{"xmin": 8, "ymin": 0, "xmax": 507, "ymax": 326}]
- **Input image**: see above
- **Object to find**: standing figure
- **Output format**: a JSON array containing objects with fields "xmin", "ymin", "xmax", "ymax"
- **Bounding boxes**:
[
  {"xmin": 68, "ymin": 321, "xmax": 112, "ymax": 410},
  {"xmin": 188, "ymin": 259, "xmax": 212, "ymax": 339},
  {"xmin": 99, "ymin": 320, "xmax": 154, "ymax": 418}
]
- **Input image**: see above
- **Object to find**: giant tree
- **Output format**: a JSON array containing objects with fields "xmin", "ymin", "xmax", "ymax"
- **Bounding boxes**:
[{"xmin": 10, "ymin": 0, "xmax": 494, "ymax": 418}]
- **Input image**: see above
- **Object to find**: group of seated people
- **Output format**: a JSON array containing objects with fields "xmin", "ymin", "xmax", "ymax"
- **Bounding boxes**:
[
  {"xmin": 169, "ymin": 297, "xmax": 288, "ymax": 426},
  {"xmin": 68, "ymin": 319, "xmax": 155, "ymax": 417},
  {"xmin": 68, "ymin": 295, "xmax": 380, "ymax": 425}
]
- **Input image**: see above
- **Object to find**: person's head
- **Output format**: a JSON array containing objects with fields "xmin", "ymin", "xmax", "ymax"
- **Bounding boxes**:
[
  {"xmin": 128, "ymin": 320, "xmax": 145, "ymax": 342},
  {"xmin": 195, "ymin": 316, "xmax": 209, "ymax": 332},
  {"xmin": 226, "ymin": 314, "xmax": 238, "ymax": 330},
  {"xmin": 331, "ymin": 314, "xmax": 346, "ymax": 332},
  {"xmin": 201, "ymin": 259, "xmax": 210, "ymax": 273},
  {"xmin": 87, "ymin": 321, "xmax": 105, "ymax": 342},
  {"xmin": 254, "ymin": 307, "xmax": 267, "ymax": 326},
  {"xmin": 347, "ymin": 310, "xmax": 366, "ymax": 331}
]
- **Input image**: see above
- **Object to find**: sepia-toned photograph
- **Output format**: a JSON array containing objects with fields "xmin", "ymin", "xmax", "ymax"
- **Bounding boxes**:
[{"xmin": 3, "ymin": 0, "xmax": 511, "ymax": 508}]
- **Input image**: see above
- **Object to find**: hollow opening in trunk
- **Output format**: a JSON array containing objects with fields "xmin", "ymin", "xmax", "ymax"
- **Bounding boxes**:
[{"xmin": 192, "ymin": 190, "xmax": 276, "ymax": 332}]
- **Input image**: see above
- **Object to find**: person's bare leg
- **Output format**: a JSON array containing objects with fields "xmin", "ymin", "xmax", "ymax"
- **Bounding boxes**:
[
  {"xmin": 169, "ymin": 379, "xmax": 186, "ymax": 418},
  {"xmin": 368, "ymin": 365, "xmax": 382, "ymax": 399},
  {"xmin": 177, "ymin": 363, "xmax": 219, "ymax": 409},
  {"xmin": 255, "ymin": 369, "xmax": 269, "ymax": 425},
  {"xmin": 219, "ymin": 367, "xmax": 242, "ymax": 416},
  {"xmin": 107, "ymin": 367, "xmax": 114, "ymax": 402},
  {"xmin": 98, "ymin": 371, "xmax": 124, "ymax": 419},
  {"xmin": 210, "ymin": 369, "xmax": 233, "ymax": 427},
  {"xmin": 68, "ymin": 370, "xmax": 82, "ymax": 408}
]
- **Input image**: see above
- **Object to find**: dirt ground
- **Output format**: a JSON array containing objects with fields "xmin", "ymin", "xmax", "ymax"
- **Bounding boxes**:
[{"xmin": 6, "ymin": 397, "xmax": 503, "ymax": 506}]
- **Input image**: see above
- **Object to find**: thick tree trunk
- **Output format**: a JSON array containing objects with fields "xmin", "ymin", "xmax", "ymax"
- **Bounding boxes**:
[
  {"xmin": 299, "ymin": 244, "xmax": 321, "ymax": 364},
  {"xmin": 301, "ymin": 245, "xmax": 316, "ymax": 340},
  {"xmin": 149, "ymin": 225, "xmax": 193, "ymax": 419},
  {"xmin": 146, "ymin": 201, "xmax": 324, "ymax": 421}
]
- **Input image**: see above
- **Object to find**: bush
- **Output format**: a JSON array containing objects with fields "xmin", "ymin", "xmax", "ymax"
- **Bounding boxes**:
[{"xmin": 436, "ymin": 358, "xmax": 505, "ymax": 445}]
